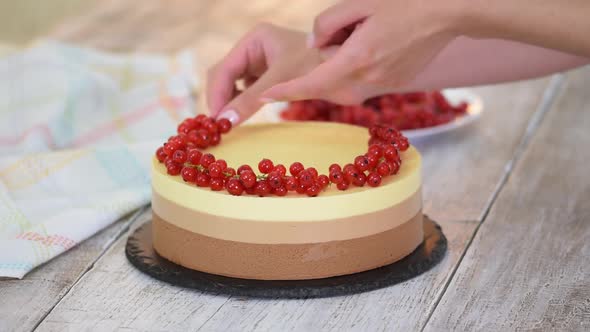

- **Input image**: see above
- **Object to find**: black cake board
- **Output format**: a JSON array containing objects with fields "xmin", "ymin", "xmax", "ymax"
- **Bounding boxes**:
[{"xmin": 126, "ymin": 215, "xmax": 446, "ymax": 299}]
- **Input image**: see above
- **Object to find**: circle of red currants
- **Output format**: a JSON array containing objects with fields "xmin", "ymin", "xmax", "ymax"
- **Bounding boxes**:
[{"xmin": 156, "ymin": 115, "xmax": 409, "ymax": 197}]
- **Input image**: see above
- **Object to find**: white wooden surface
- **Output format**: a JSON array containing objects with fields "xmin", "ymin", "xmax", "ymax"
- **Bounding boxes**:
[
  {"xmin": 424, "ymin": 68, "xmax": 590, "ymax": 332},
  {"xmin": 0, "ymin": 1, "xmax": 588, "ymax": 330},
  {"xmin": 31, "ymin": 78, "xmax": 559, "ymax": 331}
]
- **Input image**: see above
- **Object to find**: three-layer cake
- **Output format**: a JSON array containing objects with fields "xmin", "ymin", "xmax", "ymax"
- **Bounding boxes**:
[{"xmin": 152, "ymin": 122, "xmax": 423, "ymax": 280}]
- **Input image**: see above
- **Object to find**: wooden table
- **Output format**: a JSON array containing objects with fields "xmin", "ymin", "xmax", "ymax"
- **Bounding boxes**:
[{"xmin": 1, "ymin": 1, "xmax": 589, "ymax": 331}]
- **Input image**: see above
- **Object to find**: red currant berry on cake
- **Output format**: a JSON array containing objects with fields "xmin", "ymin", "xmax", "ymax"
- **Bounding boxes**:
[
  {"xmin": 329, "ymin": 164, "xmax": 341, "ymax": 173},
  {"xmin": 216, "ymin": 159, "xmax": 227, "ymax": 170},
  {"xmin": 353, "ymin": 172, "xmax": 367, "ymax": 187},
  {"xmin": 239, "ymin": 170, "xmax": 257, "ymax": 188},
  {"xmin": 208, "ymin": 162, "xmax": 223, "ymax": 178},
  {"xmin": 224, "ymin": 167, "xmax": 236, "ymax": 177},
  {"xmin": 258, "ymin": 159, "xmax": 274, "ymax": 174},
  {"xmin": 306, "ymin": 167, "xmax": 318, "ymax": 179},
  {"xmin": 397, "ymin": 138, "xmax": 409, "ymax": 151},
  {"xmin": 383, "ymin": 146, "xmax": 399, "ymax": 161},
  {"xmin": 267, "ymin": 171, "xmax": 283, "ymax": 189},
  {"xmin": 187, "ymin": 149, "xmax": 202, "ymax": 165},
  {"xmin": 210, "ymin": 178, "xmax": 225, "ymax": 191},
  {"xmin": 163, "ymin": 143, "xmax": 176, "ymax": 156},
  {"xmin": 226, "ymin": 178, "xmax": 244, "ymax": 196},
  {"xmin": 367, "ymin": 172, "xmax": 382, "ymax": 187},
  {"xmin": 196, "ymin": 172, "xmax": 211, "ymax": 187},
  {"xmin": 284, "ymin": 176, "xmax": 299, "ymax": 191},
  {"xmin": 298, "ymin": 170, "xmax": 314, "ymax": 187},
  {"xmin": 273, "ymin": 186, "xmax": 288, "ymax": 197},
  {"xmin": 181, "ymin": 166, "xmax": 197, "ymax": 182},
  {"xmin": 306, "ymin": 185, "xmax": 320, "ymax": 197},
  {"xmin": 254, "ymin": 180, "xmax": 272, "ymax": 197},
  {"xmin": 289, "ymin": 162, "xmax": 305, "ymax": 176},
  {"xmin": 337, "ymin": 179, "xmax": 350, "ymax": 191},
  {"xmin": 317, "ymin": 174, "xmax": 330, "ymax": 188},
  {"xmin": 203, "ymin": 119, "xmax": 219, "ymax": 135},
  {"xmin": 172, "ymin": 150, "xmax": 187, "ymax": 164},
  {"xmin": 344, "ymin": 165, "xmax": 360, "ymax": 182},
  {"xmin": 329, "ymin": 170, "xmax": 344, "ymax": 184},
  {"xmin": 389, "ymin": 160, "xmax": 400, "ymax": 175},
  {"xmin": 273, "ymin": 164, "xmax": 287, "ymax": 177},
  {"xmin": 377, "ymin": 162, "xmax": 391, "ymax": 176},
  {"xmin": 156, "ymin": 147, "xmax": 167, "ymax": 162},
  {"xmin": 367, "ymin": 144, "xmax": 383, "ymax": 158},
  {"xmin": 166, "ymin": 162, "xmax": 182, "ymax": 175},
  {"xmin": 210, "ymin": 133, "xmax": 221, "ymax": 146},
  {"xmin": 296, "ymin": 183, "xmax": 307, "ymax": 194},
  {"xmin": 217, "ymin": 118, "xmax": 232, "ymax": 133},
  {"xmin": 237, "ymin": 165, "xmax": 253, "ymax": 175},
  {"xmin": 366, "ymin": 154, "xmax": 379, "ymax": 169},
  {"xmin": 195, "ymin": 129, "xmax": 211, "ymax": 148},
  {"xmin": 200, "ymin": 153, "xmax": 216, "ymax": 168},
  {"xmin": 354, "ymin": 155, "xmax": 370, "ymax": 172}
]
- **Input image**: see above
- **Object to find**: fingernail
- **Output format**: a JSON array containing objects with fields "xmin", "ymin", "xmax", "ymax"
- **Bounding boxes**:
[
  {"xmin": 217, "ymin": 109, "xmax": 240, "ymax": 125},
  {"xmin": 260, "ymin": 98, "xmax": 276, "ymax": 103},
  {"xmin": 306, "ymin": 33, "xmax": 315, "ymax": 48}
]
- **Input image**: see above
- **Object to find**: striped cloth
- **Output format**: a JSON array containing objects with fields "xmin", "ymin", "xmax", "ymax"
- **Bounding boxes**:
[{"xmin": 0, "ymin": 40, "xmax": 198, "ymax": 278}]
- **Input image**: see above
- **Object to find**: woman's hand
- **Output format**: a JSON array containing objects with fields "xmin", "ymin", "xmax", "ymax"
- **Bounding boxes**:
[
  {"xmin": 207, "ymin": 24, "xmax": 322, "ymax": 125},
  {"xmin": 260, "ymin": 0, "xmax": 462, "ymax": 104}
]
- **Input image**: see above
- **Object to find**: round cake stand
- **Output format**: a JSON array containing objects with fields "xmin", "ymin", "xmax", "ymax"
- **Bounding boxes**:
[{"xmin": 126, "ymin": 215, "xmax": 447, "ymax": 299}]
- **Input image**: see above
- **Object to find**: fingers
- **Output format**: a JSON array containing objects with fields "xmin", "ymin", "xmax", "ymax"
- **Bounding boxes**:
[
  {"xmin": 310, "ymin": 1, "xmax": 370, "ymax": 48},
  {"xmin": 206, "ymin": 24, "xmax": 271, "ymax": 117},
  {"xmin": 217, "ymin": 63, "xmax": 290, "ymax": 125}
]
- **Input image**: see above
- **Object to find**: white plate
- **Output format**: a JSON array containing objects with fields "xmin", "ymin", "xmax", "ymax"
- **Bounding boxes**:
[{"xmin": 248, "ymin": 88, "xmax": 483, "ymax": 140}]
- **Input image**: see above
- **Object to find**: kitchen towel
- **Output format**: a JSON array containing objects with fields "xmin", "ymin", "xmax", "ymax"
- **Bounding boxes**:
[{"xmin": 0, "ymin": 40, "xmax": 198, "ymax": 278}]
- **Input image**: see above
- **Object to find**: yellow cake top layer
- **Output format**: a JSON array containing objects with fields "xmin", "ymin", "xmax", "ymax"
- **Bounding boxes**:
[{"xmin": 152, "ymin": 122, "xmax": 421, "ymax": 222}]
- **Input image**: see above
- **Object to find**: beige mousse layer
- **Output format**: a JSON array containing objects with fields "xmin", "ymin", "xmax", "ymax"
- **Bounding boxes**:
[
  {"xmin": 153, "ymin": 212, "xmax": 424, "ymax": 280},
  {"xmin": 152, "ymin": 188, "xmax": 421, "ymax": 244}
]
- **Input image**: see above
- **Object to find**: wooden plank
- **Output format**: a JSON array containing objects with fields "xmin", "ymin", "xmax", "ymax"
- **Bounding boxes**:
[
  {"xmin": 34, "ymin": 78, "xmax": 552, "ymax": 330},
  {"xmin": 424, "ymin": 67, "xmax": 590, "ymax": 331},
  {"xmin": 0, "ymin": 208, "xmax": 147, "ymax": 332}
]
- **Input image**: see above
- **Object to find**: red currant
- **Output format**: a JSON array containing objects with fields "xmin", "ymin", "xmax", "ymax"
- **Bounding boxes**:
[
  {"xmin": 306, "ymin": 185, "xmax": 320, "ymax": 197},
  {"xmin": 216, "ymin": 159, "xmax": 227, "ymax": 170},
  {"xmin": 237, "ymin": 164, "xmax": 253, "ymax": 175},
  {"xmin": 217, "ymin": 118, "xmax": 232, "ymax": 133},
  {"xmin": 352, "ymin": 172, "xmax": 367, "ymax": 187},
  {"xmin": 163, "ymin": 143, "xmax": 176, "ymax": 156},
  {"xmin": 181, "ymin": 166, "xmax": 197, "ymax": 182},
  {"xmin": 187, "ymin": 149, "xmax": 202, "ymax": 165},
  {"xmin": 377, "ymin": 162, "xmax": 391, "ymax": 176},
  {"xmin": 195, "ymin": 129, "xmax": 211, "ymax": 148},
  {"xmin": 306, "ymin": 167, "xmax": 318, "ymax": 179},
  {"xmin": 196, "ymin": 172, "xmax": 211, "ymax": 187},
  {"xmin": 298, "ymin": 170, "xmax": 314, "ymax": 187},
  {"xmin": 389, "ymin": 160, "xmax": 400, "ymax": 175},
  {"xmin": 337, "ymin": 179, "xmax": 350, "ymax": 191},
  {"xmin": 273, "ymin": 186, "xmax": 288, "ymax": 197},
  {"xmin": 367, "ymin": 172, "xmax": 382, "ymax": 187},
  {"xmin": 210, "ymin": 178, "xmax": 225, "ymax": 191},
  {"xmin": 368, "ymin": 144, "xmax": 383, "ymax": 158},
  {"xmin": 226, "ymin": 178, "xmax": 244, "ymax": 196},
  {"xmin": 273, "ymin": 164, "xmax": 287, "ymax": 176},
  {"xmin": 208, "ymin": 162, "xmax": 223, "ymax": 178},
  {"xmin": 166, "ymin": 162, "xmax": 182, "ymax": 176},
  {"xmin": 210, "ymin": 133, "xmax": 221, "ymax": 146},
  {"xmin": 354, "ymin": 155, "xmax": 370, "ymax": 172},
  {"xmin": 172, "ymin": 150, "xmax": 187, "ymax": 164},
  {"xmin": 383, "ymin": 146, "xmax": 399, "ymax": 161},
  {"xmin": 329, "ymin": 164, "xmax": 342, "ymax": 173},
  {"xmin": 317, "ymin": 175, "xmax": 330, "ymax": 188},
  {"xmin": 239, "ymin": 171, "xmax": 257, "ymax": 188},
  {"xmin": 258, "ymin": 159, "xmax": 274, "ymax": 174},
  {"xmin": 289, "ymin": 162, "xmax": 305, "ymax": 176},
  {"xmin": 254, "ymin": 180, "xmax": 271, "ymax": 197},
  {"xmin": 329, "ymin": 170, "xmax": 344, "ymax": 184},
  {"xmin": 156, "ymin": 147, "xmax": 167, "ymax": 162},
  {"xmin": 285, "ymin": 176, "xmax": 299, "ymax": 191},
  {"xmin": 200, "ymin": 153, "xmax": 216, "ymax": 168},
  {"xmin": 225, "ymin": 167, "xmax": 236, "ymax": 177},
  {"xmin": 296, "ymin": 183, "xmax": 308, "ymax": 194},
  {"xmin": 267, "ymin": 171, "xmax": 283, "ymax": 189}
]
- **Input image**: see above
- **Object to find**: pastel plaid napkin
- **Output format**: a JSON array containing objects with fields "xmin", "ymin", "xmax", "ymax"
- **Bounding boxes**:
[{"xmin": 0, "ymin": 40, "xmax": 198, "ymax": 278}]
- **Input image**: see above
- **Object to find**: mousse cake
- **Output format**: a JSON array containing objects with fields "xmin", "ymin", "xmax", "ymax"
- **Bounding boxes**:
[{"xmin": 152, "ymin": 121, "xmax": 423, "ymax": 280}]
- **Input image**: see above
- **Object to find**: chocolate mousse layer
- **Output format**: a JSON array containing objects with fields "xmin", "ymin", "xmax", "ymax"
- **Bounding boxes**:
[{"xmin": 153, "ymin": 212, "xmax": 423, "ymax": 280}]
